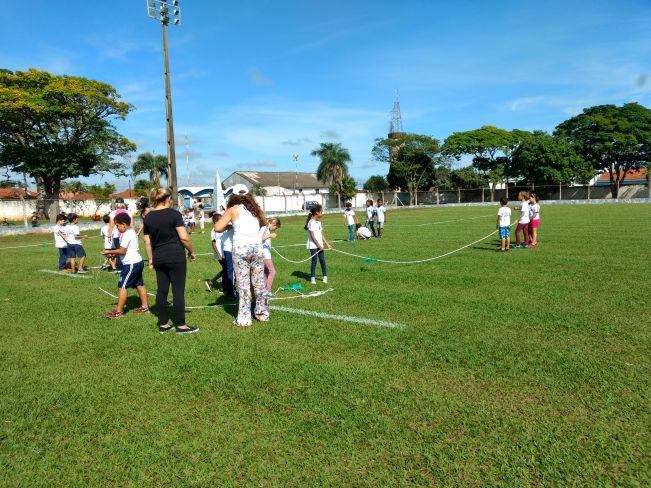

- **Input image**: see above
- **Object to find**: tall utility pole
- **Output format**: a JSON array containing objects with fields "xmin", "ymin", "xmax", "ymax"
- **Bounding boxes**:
[{"xmin": 146, "ymin": 0, "xmax": 181, "ymax": 206}]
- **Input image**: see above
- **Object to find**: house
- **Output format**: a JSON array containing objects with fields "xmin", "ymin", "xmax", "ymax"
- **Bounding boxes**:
[
  {"xmin": 178, "ymin": 186, "xmax": 214, "ymax": 208},
  {"xmin": 223, "ymin": 171, "xmax": 329, "ymax": 196},
  {"xmin": 594, "ymin": 168, "xmax": 648, "ymax": 186},
  {"xmin": 0, "ymin": 188, "xmax": 37, "ymax": 200}
]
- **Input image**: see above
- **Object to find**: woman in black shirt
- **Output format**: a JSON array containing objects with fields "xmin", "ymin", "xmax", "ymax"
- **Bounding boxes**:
[{"xmin": 143, "ymin": 188, "xmax": 198, "ymax": 334}]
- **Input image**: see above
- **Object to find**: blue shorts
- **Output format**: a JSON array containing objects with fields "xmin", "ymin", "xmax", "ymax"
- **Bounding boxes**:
[
  {"xmin": 499, "ymin": 226, "xmax": 510, "ymax": 239},
  {"xmin": 118, "ymin": 261, "xmax": 145, "ymax": 289},
  {"xmin": 67, "ymin": 244, "xmax": 86, "ymax": 258}
]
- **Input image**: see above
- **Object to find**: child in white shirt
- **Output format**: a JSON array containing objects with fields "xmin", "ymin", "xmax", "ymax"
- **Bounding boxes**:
[
  {"xmin": 365, "ymin": 199, "xmax": 378, "ymax": 238},
  {"xmin": 64, "ymin": 213, "xmax": 88, "ymax": 273},
  {"xmin": 100, "ymin": 214, "xmax": 116, "ymax": 271},
  {"xmin": 101, "ymin": 213, "xmax": 149, "ymax": 319},
  {"xmin": 375, "ymin": 198, "xmax": 387, "ymax": 238},
  {"xmin": 305, "ymin": 204, "xmax": 332, "ymax": 284},
  {"xmin": 528, "ymin": 193, "xmax": 541, "ymax": 247},
  {"xmin": 343, "ymin": 202, "xmax": 358, "ymax": 242},
  {"xmin": 496, "ymin": 197, "xmax": 512, "ymax": 252},
  {"xmin": 206, "ymin": 212, "xmax": 225, "ymax": 292},
  {"xmin": 53, "ymin": 213, "xmax": 69, "ymax": 271},
  {"xmin": 513, "ymin": 191, "xmax": 531, "ymax": 248}
]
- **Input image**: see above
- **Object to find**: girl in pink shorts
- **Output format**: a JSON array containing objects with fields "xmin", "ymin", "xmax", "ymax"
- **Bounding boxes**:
[{"xmin": 528, "ymin": 194, "xmax": 541, "ymax": 247}]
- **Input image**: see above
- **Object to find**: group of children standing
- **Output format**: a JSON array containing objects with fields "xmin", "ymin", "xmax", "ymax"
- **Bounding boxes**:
[
  {"xmin": 497, "ymin": 191, "xmax": 541, "ymax": 251},
  {"xmin": 52, "ymin": 213, "xmax": 88, "ymax": 273},
  {"xmin": 206, "ymin": 212, "xmax": 282, "ymax": 297},
  {"xmin": 344, "ymin": 198, "xmax": 387, "ymax": 241}
]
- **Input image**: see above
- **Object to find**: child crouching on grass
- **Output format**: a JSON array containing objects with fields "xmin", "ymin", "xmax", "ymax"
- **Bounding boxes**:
[{"xmin": 101, "ymin": 213, "xmax": 150, "ymax": 319}]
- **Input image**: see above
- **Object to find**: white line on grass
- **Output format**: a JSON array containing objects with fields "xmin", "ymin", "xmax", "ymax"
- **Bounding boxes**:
[
  {"xmin": 270, "ymin": 305, "xmax": 403, "ymax": 329},
  {"xmin": 39, "ymin": 269, "xmax": 90, "ymax": 279}
]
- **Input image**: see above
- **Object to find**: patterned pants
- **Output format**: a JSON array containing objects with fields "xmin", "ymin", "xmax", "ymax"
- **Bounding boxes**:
[{"xmin": 232, "ymin": 244, "xmax": 269, "ymax": 325}]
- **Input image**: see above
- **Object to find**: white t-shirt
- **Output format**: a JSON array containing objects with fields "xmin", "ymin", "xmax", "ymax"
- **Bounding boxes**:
[
  {"xmin": 376, "ymin": 205, "xmax": 386, "ymax": 222},
  {"xmin": 221, "ymin": 227, "xmax": 233, "ymax": 253},
  {"xmin": 530, "ymin": 203, "xmax": 540, "ymax": 221},
  {"xmin": 65, "ymin": 223, "xmax": 80, "ymax": 245},
  {"xmin": 497, "ymin": 206, "xmax": 512, "ymax": 227},
  {"xmin": 100, "ymin": 224, "xmax": 112, "ymax": 249},
  {"xmin": 306, "ymin": 219, "xmax": 323, "ymax": 249},
  {"xmin": 518, "ymin": 201, "xmax": 531, "ymax": 224},
  {"xmin": 211, "ymin": 228, "xmax": 223, "ymax": 259},
  {"xmin": 344, "ymin": 209, "xmax": 356, "ymax": 226},
  {"xmin": 53, "ymin": 224, "xmax": 68, "ymax": 248},
  {"xmin": 365, "ymin": 206, "xmax": 376, "ymax": 221},
  {"xmin": 232, "ymin": 205, "xmax": 262, "ymax": 248},
  {"xmin": 260, "ymin": 226, "xmax": 272, "ymax": 260},
  {"xmin": 357, "ymin": 226, "xmax": 371, "ymax": 239},
  {"xmin": 119, "ymin": 228, "xmax": 142, "ymax": 265}
]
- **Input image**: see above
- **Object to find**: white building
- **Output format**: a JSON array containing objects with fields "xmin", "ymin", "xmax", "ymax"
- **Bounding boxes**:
[{"xmin": 223, "ymin": 171, "xmax": 329, "ymax": 196}]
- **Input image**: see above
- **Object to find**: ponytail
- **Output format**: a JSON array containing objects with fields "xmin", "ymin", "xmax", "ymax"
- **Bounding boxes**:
[{"xmin": 303, "ymin": 204, "xmax": 323, "ymax": 230}]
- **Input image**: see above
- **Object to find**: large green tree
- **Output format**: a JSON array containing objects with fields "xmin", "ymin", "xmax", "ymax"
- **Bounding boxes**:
[
  {"xmin": 311, "ymin": 142, "xmax": 351, "ymax": 208},
  {"xmin": 373, "ymin": 133, "xmax": 444, "ymax": 205},
  {"xmin": 132, "ymin": 152, "xmax": 168, "ymax": 188},
  {"xmin": 363, "ymin": 175, "xmax": 389, "ymax": 192},
  {"xmin": 512, "ymin": 131, "xmax": 594, "ymax": 185},
  {"xmin": 443, "ymin": 126, "xmax": 525, "ymax": 201},
  {"xmin": 0, "ymin": 69, "xmax": 135, "ymax": 219},
  {"xmin": 555, "ymin": 103, "xmax": 651, "ymax": 198}
]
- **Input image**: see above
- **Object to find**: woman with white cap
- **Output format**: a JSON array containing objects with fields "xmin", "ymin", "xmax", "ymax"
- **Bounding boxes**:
[{"xmin": 214, "ymin": 188, "xmax": 269, "ymax": 326}]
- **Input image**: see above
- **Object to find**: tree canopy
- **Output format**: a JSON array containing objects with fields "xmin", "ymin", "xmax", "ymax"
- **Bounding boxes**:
[
  {"xmin": 363, "ymin": 175, "xmax": 390, "ymax": 192},
  {"xmin": 132, "ymin": 152, "xmax": 168, "ymax": 188},
  {"xmin": 311, "ymin": 142, "xmax": 351, "ymax": 208},
  {"xmin": 0, "ymin": 69, "xmax": 135, "ymax": 218},
  {"xmin": 373, "ymin": 133, "xmax": 443, "ymax": 205},
  {"xmin": 555, "ymin": 103, "xmax": 651, "ymax": 197},
  {"xmin": 511, "ymin": 131, "xmax": 594, "ymax": 185}
]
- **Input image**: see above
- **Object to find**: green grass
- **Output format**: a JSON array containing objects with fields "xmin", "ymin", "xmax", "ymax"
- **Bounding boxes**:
[{"xmin": 1, "ymin": 203, "xmax": 649, "ymax": 486}]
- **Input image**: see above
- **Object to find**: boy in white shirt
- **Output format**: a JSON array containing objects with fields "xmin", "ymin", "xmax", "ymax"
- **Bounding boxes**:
[
  {"xmin": 364, "ymin": 199, "xmax": 378, "ymax": 238},
  {"xmin": 53, "ymin": 213, "xmax": 69, "ymax": 271},
  {"xmin": 343, "ymin": 202, "xmax": 358, "ymax": 242},
  {"xmin": 375, "ymin": 199, "xmax": 387, "ymax": 238},
  {"xmin": 206, "ymin": 212, "xmax": 225, "ymax": 292},
  {"xmin": 496, "ymin": 197, "xmax": 512, "ymax": 252},
  {"xmin": 101, "ymin": 213, "xmax": 150, "ymax": 319},
  {"xmin": 64, "ymin": 213, "xmax": 88, "ymax": 273}
]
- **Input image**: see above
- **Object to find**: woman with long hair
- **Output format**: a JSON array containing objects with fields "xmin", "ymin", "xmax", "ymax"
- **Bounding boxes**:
[
  {"xmin": 214, "ymin": 192, "xmax": 268, "ymax": 326},
  {"xmin": 142, "ymin": 188, "xmax": 199, "ymax": 334}
]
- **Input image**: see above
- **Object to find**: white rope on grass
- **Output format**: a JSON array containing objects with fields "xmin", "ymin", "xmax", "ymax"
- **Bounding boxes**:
[
  {"xmin": 330, "ymin": 228, "xmax": 499, "ymax": 264},
  {"xmin": 39, "ymin": 269, "xmax": 90, "ymax": 279},
  {"xmin": 272, "ymin": 247, "xmax": 323, "ymax": 264}
]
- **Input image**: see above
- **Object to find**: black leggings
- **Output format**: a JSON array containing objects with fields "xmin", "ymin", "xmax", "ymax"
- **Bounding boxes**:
[{"xmin": 154, "ymin": 261, "xmax": 187, "ymax": 326}]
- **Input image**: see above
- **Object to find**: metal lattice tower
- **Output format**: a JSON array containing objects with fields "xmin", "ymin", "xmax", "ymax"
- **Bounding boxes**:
[{"xmin": 389, "ymin": 92, "xmax": 404, "ymax": 135}]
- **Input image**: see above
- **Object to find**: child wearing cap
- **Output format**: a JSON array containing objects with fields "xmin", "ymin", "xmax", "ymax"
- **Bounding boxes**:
[{"xmin": 102, "ymin": 213, "xmax": 150, "ymax": 319}]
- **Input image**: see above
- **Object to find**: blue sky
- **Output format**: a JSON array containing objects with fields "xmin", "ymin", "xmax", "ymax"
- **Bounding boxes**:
[{"xmin": 1, "ymin": 0, "xmax": 650, "ymax": 190}]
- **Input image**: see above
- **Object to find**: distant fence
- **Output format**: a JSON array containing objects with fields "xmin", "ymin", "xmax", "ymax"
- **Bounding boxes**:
[{"xmin": 1, "ymin": 184, "xmax": 648, "ymax": 223}]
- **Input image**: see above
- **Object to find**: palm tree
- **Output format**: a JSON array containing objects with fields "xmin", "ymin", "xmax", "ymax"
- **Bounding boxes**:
[
  {"xmin": 132, "ymin": 152, "xmax": 169, "ymax": 187},
  {"xmin": 311, "ymin": 142, "xmax": 351, "ymax": 208}
]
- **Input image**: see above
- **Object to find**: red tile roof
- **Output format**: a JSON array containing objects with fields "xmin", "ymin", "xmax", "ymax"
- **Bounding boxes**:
[
  {"xmin": 0, "ymin": 188, "xmax": 38, "ymax": 199},
  {"xmin": 112, "ymin": 189, "xmax": 138, "ymax": 199},
  {"xmin": 597, "ymin": 168, "xmax": 647, "ymax": 182}
]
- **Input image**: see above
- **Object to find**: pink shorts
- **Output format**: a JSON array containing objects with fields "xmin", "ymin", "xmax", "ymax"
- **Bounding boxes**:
[{"xmin": 529, "ymin": 219, "xmax": 540, "ymax": 229}]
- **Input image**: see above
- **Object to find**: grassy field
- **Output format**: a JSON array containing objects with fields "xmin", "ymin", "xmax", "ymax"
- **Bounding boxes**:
[{"xmin": 0, "ymin": 203, "xmax": 649, "ymax": 486}]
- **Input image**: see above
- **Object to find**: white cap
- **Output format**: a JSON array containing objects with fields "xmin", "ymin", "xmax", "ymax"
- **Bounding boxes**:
[{"xmin": 232, "ymin": 184, "xmax": 248, "ymax": 195}]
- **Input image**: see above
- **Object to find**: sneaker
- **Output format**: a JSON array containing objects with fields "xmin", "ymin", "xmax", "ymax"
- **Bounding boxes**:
[
  {"xmin": 77, "ymin": 269, "xmax": 88, "ymax": 274},
  {"xmin": 133, "ymin": 306, "xmax": 150, "ymax": 314},
  {"xmin": 232, "ymin": 320, "xmax": 251, "ymax": 327},
  {"xmin": 205, "ymin": 280, "xmax": 214, "ymax": 292},
  {"xmin": 512, "ymin": 245, "xmax": 522, "ymax": 248},
  {"xmin": 323, "ymin": 276, "xmax": 328, "ymax": 284},
  {"xmin": 158, "ymin": 323, "xmax": 173, "ymax": 334},
  {"xmin": 310, "ymin": 277, "xmax": 316, "ymax": 284},
  {"xmin": 176, "ymin": 325, "xmax": 199, "ymax": 334},
  {"xmin": 105, "ymin": 310, "xmax": 124, "ymax": 319},
  {"xmin": 112, "ymin": 269, "xmax": 121, "ymax": 274}
]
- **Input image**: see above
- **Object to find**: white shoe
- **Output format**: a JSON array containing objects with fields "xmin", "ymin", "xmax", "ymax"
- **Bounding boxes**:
[
  {"xmin": 310, "ymin": 277, "xmax": 316, "ymax": 284},
  {"xmin": 323, "ymin": 276, "xmax": 328, "ymax": 284}
]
